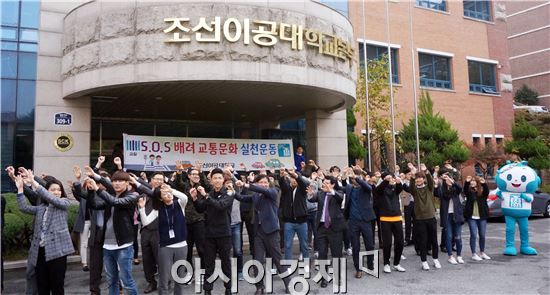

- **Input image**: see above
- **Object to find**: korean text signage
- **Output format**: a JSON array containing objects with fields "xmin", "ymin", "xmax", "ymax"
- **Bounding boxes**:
[
  {"xmin": 163, "ymin": 17, "xmax": 355, "ymax": 65},
  {"xmin": 123, "ymin": 134, "xmax": 294, "ymax": 172},
  {"xmin": 54, "ymin": 112, "xmax": 72, "ymax": 126}
]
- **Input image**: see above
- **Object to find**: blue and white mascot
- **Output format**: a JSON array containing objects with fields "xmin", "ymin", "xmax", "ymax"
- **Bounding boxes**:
[{"xmin": 495, "ymin": 161, "xmax": 541, "ymax": 256}]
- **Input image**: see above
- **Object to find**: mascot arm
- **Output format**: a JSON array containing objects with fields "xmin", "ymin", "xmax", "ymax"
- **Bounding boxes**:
[
  {"xmin": 496, "ymin": 189, "xmax": 503, "ymax": 199},
  {"xmin": 520, "ymin": 193, "xmax": 533, "ymax": 202}
]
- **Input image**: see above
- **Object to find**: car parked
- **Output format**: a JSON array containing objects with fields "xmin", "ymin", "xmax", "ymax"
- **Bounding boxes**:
[{"xmin": 487, "ymin": 189, "xmax": 550, "ymax": 218}]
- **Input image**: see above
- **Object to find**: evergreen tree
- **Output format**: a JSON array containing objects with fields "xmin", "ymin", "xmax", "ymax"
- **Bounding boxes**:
[
  {"xmin": 399, "ymin": 91, "xmax": 470, "ymax": 168},
  {"xmin": 505, "ymin": 118, "xmax": 550, "ymax": 169},
  {"xmin": 514, "ymin": 84, "xmax": 539, "ymax": 105}
]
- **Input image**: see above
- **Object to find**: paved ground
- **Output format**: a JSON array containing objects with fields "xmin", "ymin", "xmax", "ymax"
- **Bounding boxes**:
[{"xmin": 3, "ymin": 217, "xmax": 550, "ymax": 294}]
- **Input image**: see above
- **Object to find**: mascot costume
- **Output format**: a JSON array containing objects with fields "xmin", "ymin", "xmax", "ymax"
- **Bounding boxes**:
[{"xmin": 495, "ymin": 161, "xmax": 541, "ymax": 256}]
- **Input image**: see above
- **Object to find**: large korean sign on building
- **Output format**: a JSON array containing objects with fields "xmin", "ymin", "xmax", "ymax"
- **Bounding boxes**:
[
  {"xmin": 163, "ymin": 17, "xmax": 355, "ymax": 65},
  {"xmin": 123, "ymin": 134, "xmax": 294, "ymax": 172}
]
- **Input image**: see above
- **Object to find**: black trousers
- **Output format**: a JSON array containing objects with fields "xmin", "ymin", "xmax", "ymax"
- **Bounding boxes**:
[
  {"xmin": 140, "ymin": 228, "xmax": 159, "ymax": 284},
  {"xmin": 240, "ymin": 211, "xmax": 255, "ymax": 256},
  {"xmin": 348, "ymin": 219, "xmax": 374, "ymax": 271},
  {"xmin": 132, "ymin": 224, "xmax": 139, "ymax": 259},
  {"xmin": 88, "ymin": 240, "xmax": 103, "ymax": 294},
  {"xmin": 380, "ymin": 221, "xmax": 404, "ymax": 266},
  {"xmin": 371, "ymin": 217, "xmax": 383, "ymax": 248},
  {"xmin": 36, "ymin": 247, "xmax": 67, "ymax": 295},
  {"xmin": 342, "ymin": 221, "xmax": 351, "ymax": 249},
  {"xmin": 403, "ymin": 202, "xmax": 415, "ymax": 243},
  {"xmin": 203, "ymin": 236, "xmax": 232, "ymax": 291},
  {"xmin": 253, "ymin": 228, "xmax": 290, "ymax": 290},
  {"xmin": 186, "ymin": 221, "xmax": 206, "ymax": 269},
  {"xmin": 317, "ymin": 225, "xmax": 343, "ymax": 274},
  {"xmin": 415, "ymin": 218, "xmax": 439, "ymax": 262}
]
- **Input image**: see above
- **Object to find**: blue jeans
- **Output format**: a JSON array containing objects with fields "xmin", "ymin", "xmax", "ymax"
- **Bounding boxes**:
[
  {"xmin": 468, "ymin": 218, "xmax": 487, "ymax": 253},
  {"xmin": 231, "ymin": 223, "xmax": 243, "ymax": 274},
  {"xmin": 307, "ymin": 211, "xmax": 317, "ymax": 251},
  {"xmin": 445, "ymin": 214, "xmax": 463, "ymax": 256},
  {"xmin": 103, "ymin": 246, "xmax": 138, "ymax": 295},
  {"xmin": 283, "ymin": 222, "xmax": 309, "ymax": 260}
]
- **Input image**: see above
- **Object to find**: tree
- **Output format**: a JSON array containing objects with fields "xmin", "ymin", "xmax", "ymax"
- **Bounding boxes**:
[
  {"xmin": 468, "ymin": 143, "xmax": 506, "ymax": 178},
  {"xmin": 399, "ymin": 91, "xmax": 470, "ymax": 168},
  {"xmin": 347, "ymin": 108, "xmax": 365, "ymax": 163},
  {"xmin": 504, "ymin": 117, "xmax": 550, "ymax": 170},
  {"xmin": 514, "ymin": 84, "xmax": 539, "ymax": 105},
  {"xmin": 354, "ymin": 54, "xmax": 399, "ymax": 170}
]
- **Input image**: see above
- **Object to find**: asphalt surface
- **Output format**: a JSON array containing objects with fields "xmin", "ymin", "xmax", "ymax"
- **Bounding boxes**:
[{"xmin": 3, "ymin": 217, "xmax": 550, "ymax": 294}]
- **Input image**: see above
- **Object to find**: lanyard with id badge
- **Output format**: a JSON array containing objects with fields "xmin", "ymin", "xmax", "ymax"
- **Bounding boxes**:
[{"xmin": 164, "ymin": 204, "xmax": 176, "ymax": 239}]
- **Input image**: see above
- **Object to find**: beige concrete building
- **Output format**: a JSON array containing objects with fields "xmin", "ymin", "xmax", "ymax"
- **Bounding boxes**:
[
  {"xmin": 9, "ymin": 0, "xmax": 358, "ymax": 186},
  {"xmin": 506, "ymin": 1, "xmax": 550, "ymax": 107}
]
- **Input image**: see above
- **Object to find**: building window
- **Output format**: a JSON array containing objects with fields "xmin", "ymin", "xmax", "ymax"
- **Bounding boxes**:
[
  {"xmin": 495, "ymin": 137, "xmax": 503, "ymax": 146},
  {"xmin": 468, "ymin": 60, "xmax": 497, "ymax": 94},
  {"xmin": 473, "ymin": 136, "xmax": 481, "ymax": 147},
  {"xmin": 1, "ymin": 0, "xmax": 39, "ymax": 192},
  {"xmin": 463, "ymin": 0, "xmax": 491, "ymax": 21},
  {"xmin": 416, "ymin": 0, "xmax": 446, "ymax": 12},
  {"xmin": 419, "ymin": 53, "xmax": 452, "ymax": 89},
  {"xmin": 358, "ymin": 43, "xmax": 399, "ymax": 84},
  {"xmin": 484, "ymin": 137, "xmax": 491, "ymax": 145},
  {"xmin": 316, "ymin": 0, "xmax": 349, "ymax": 17}
]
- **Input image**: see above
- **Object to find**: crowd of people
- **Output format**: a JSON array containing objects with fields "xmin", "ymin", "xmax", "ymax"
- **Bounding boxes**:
[{"xmin": 5, "ymin": 151, "xmax": 494, "ymax": 295}]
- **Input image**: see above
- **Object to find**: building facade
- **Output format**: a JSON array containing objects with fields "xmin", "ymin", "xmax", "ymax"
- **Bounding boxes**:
[
  {"xmin": 1, "ymin": 0, "xmax": 356, "ymax": 189},
  {"xmin": 349, "ymin": 0, "xmax": 514, "ymax": 168},
  {"xmin": 506, "ymin": 0, "xmax": 550, "ymax": 107}
]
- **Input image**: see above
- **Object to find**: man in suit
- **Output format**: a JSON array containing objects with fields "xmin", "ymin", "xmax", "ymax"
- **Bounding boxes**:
[
  {"xmin": 344, "ymin": 168, "xmax": 376, "ymax": 279},
  {"xmin": 307, "ymin": 175, "xmax": 345, "ymax": 288},
  {"xmin": 235, "ymin": 173, "xmax": 290, "ymax": 295}
]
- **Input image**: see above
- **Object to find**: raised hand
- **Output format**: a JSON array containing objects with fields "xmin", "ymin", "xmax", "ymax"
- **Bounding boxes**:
[
  {"xmin": 84, "ymin": 166, "xmax": 95, "ymax": 178},
  {"xmin": 235, "ymin": 180, "xmax": 244, "ymax": 188},
  {"xmin": 73, "ymin": 166, "xmax": 82, "ymax": 181},
  {"xmin": 113, "ymin": 157, "xmax": 122, "ymax": 169},
  {"xmin": 175, "ymin": 160, "xmax": 184, "ymax": 171},
  {"xmin": 86, "ymin": 178, "xmax": 99, "ymax": 191},
  {"xmin": 14, "ymin": 175, "xmax": 25, "ymax": 192},
  {"xmin": 466, "ymin": 175, "xmax": 472, "ymax": 182},
  {"xmin": 137, "ymin": 197, "xmax": 146, "ymax": 209},
  {"xmin": 479, "ymin": 177, "xmax": 486, "ymax": 184},
  {"xmin": 420, "ymin": 163, "xmax": 427, "ymax": 172},
  {"xmin": 97, "ymin": 155, "xmax": 105, "ymax": 165},
  {"xmin": 197, "ymin": 186, "xmax": 206, "ymax": 197},
  {"xmin": 5, "ymin": 166, "xmax": 16, "ymax": 181},
  {"xmin": 195, "ymin": 160, "xmax": 202, "ymax": 171},
  {"xmin": 189, "ymin": 188, "xmax": 198, "ymax": 201}
]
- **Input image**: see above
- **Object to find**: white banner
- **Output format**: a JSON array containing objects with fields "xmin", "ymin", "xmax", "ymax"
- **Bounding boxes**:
[{"xmin": 123, "ymin": 134, "xmax": 294, "ymax": 172}]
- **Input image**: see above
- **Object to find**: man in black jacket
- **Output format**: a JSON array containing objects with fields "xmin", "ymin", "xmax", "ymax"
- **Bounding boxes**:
[
  {"xmin": 131, "ymin": 172, "xmax": 164, "ymax": 293},
  {"xmin": 86, "ymin": 171, "xmax": 139, "ymax": 295},
  {"xmin": 308, "ymin": 176, "xmax": 345, "ymax": 288},
  {"xmin": 344, "ymin": 168, "xmax": 376, "ymax": 279},
  {"xmin": 191, "ymin": 168, "xmax": 233, "ymax": 295},
  {"xmin": 279, "ymin": 168, "xmax": 310, "ymax": 264}
]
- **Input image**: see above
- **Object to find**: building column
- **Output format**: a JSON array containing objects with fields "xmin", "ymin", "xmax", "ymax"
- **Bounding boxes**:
[
  {"xmin": 34, "ymin": 2, "xmax": 91, "ymax": 189},
  {"xmin": 305, "ymin": 109, "xmax": 348, "ymax": 169}
]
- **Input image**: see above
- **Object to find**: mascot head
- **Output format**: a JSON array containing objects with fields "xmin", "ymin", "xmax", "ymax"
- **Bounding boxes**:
[{"xmin": 496, "ymin": 161, "xmax": 541, "ymax": 193}]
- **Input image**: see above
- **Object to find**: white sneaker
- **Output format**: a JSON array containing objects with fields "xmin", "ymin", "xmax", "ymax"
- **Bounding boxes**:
[
  {"xmin": 383, "ymin": 264, "xmax": 391, "ymax": 273},
  {"xmin": 401, "ymin": 255, "xmax": 406, "ymax": 260},
  {"xmin": 457, "ymin": 256, "xmax": 465, "ymax": 264},
  {"xmin": 472, "ymin": 253, "xmax": 483, "ymax": 261},
  {"xmin": 271, "ymin": 268, "xmax": 277, "ymax": 275},
  {"xmin": 299, "ymin": 253, "xmax": 303, "ymax": 261},
  {"xmin": 346, "ymin": 248, "xmax": 353, "ymax": 256},
  {"xmin": 304, "ymin": 264, "xmax": 310, "ymax": 274},
  {"xmin": 448, "ymin": 256, "xmax": 458, "ymax": 265},
  {"xmin": 314, "ymin": 251, "xmax": 319, "ymax": 258},
  {"xmin": 393, "ymin": 264, "xmax": 406, "ymax": 272},
  {"xmin": 480, "ymin": 253, "xmax": 491, "ymax": 260},
  {"xmin": 421, "ymin": 261, "xmax": 430, "ymax": 271},
  {"xmin": 433, "ymin": 259, "xmax": 441, "ymax": 269}
]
